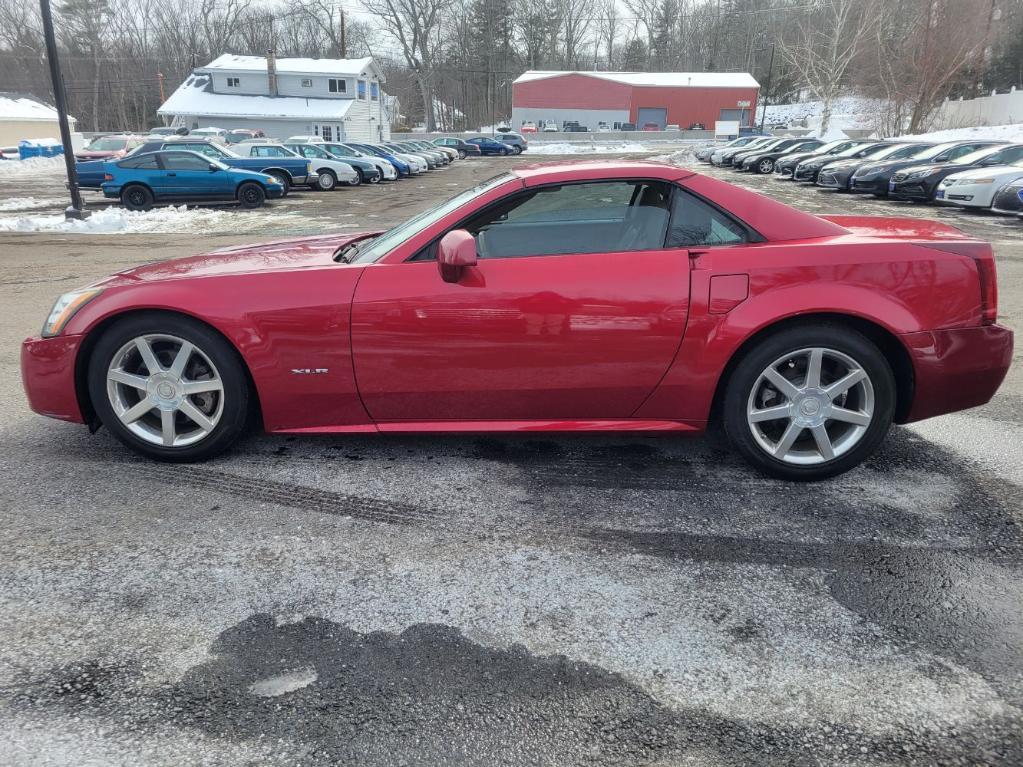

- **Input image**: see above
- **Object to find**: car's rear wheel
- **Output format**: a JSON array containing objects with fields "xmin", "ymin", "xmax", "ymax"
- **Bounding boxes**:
[
  {"xmin": 87, "ymin": 314, "xmax": 250, "ymax": 462},
  {"xmin": 315, "ymin": 170, "xmax": 337, "ymax": 191},
  {"xmin": 722, "ymin": 325, "xmax": 895, "ymax": 480},
  {"xmin": 237, "ymin": 182, "xmax": 266, "ymax": 209},
  {"xmin": 121, "ymin": 184, "xmax": 154, "ymax": 212},
  {"xmin": 458, "ymin": 149, "xmax": 467, "ymax": 159},
  {"xmin": 266, "ymin": 171, "xmax": 290, "ymax": 196},
  {"xmin": 758, "ymin": 158, "xmax": 775, "ymax": 174}
]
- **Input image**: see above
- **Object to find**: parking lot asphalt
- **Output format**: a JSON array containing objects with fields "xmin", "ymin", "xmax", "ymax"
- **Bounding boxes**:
[{"xmin": 1, "ymin": 153, "xmax": 1021, "ymax": 766}]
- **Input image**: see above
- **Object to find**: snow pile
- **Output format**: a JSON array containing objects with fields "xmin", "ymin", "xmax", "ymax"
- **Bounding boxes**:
[
  {"xmin": 651, "ymin": 144, "xmax": 713, "ymax": 166},
  {"xmin": 758, "ymin": 96, "xmax": 883, "ymax": 138},
  {"xmin": 527, "ymin": 141, "xmax": 656, "ymax": 155},
  {"xmin": 0, "ymin": 155, "xmax": 67, "ymax": 178},
  {"xmin": 0, "ymin": 197, "xmax": 56, "ymax": 213},
  {"xmin": 0, "ymin": 204, "xmax": 305, "ymax": 234},
  {"xmin": 0, "ymin": 95, "xmax": 61, "ymax": 121},
  {"xmin": 899, "ymin": 123, "xmax": 1023, "ymax": 143}
]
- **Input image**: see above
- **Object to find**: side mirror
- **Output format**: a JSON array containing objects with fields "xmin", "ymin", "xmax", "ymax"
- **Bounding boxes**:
[
  {"xmin": 437, "ymin": 229, "xmax": 477, "ymax": 283},
  {"xmin": 208, "ymin": 163, "xmax": 219, "ymax": 171}
]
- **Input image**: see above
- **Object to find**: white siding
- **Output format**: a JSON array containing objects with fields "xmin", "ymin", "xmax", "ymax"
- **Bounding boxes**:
[
  {"xmin": 275, "ymin": 74, "xmax": 356, "ymax": 98},
  {"xmin": 341, "ymin": 95, "xmax": 389, "ymax": 142},
  {"xmin": 214, "ymin": 72, "xmax": 270, "ymax": 95}
]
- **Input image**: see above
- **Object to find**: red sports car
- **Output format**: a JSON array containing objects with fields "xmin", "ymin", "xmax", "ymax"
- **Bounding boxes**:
[{"xmin": 21, "ymin": 161, "xmax": 1012, "ymax": 479}]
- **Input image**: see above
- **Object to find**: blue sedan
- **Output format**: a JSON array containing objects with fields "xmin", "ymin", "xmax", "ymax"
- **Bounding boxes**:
[
  {"xmin": 100, "ymin": 150, "xmax": 285, "ymax": 211},
  {"xmin": 466, "ymin": 137, "xmax": 512, "ymax": 156}
]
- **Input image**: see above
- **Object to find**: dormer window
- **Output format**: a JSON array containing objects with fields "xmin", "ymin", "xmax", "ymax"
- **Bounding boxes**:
[
  {"xmin": 226, "ymin": 77, "xmax": 240, "ymax": 88},
  {"xmin": 301, "ymin": 78, "xmax": 312, "ymax": 87},
  {"xmin": 328, "ymin": 78, "xmax": 347, "ymax": 94},
  {"xmin": 357, "ymin": 80, "xmax": 366, "ymax": 100},
  {"xmin": 370, "ymin": 82, "xmax": 379, "ymax": 101}
]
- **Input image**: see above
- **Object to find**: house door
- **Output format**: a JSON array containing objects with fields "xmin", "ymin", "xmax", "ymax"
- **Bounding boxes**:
[{"xmin": 316, "ymin": 124, "xmax": 343, "ymax": 142}]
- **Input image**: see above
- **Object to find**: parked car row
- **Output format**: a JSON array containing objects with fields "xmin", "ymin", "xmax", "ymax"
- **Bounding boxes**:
[
  {"xmin": 699, "ymin": 134, "xmax": 1023, "ymax": 219},
  {"xmin": 72, "ymin": 134, "xmax": 478, "ymax": 211}
]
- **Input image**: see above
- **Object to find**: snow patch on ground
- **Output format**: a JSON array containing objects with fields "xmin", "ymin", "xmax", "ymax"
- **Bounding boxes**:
[
  {"xmin": 0, "ymin": 196, "xmax": 55, "ymax": 212},
  {"xmin": 0, "ymin": 204, "xmax": 305, "ymax": 234},
  {"xmin": 527, "ymin": 141, "xmax": 656, "ymax": 155},
  {"xmin": 900, "ymin": 123, "xmax": 1023, "ymax": 143},
  {"xmin": 0, "ymin": 156, "xmax": 67, "ymax": 178}
]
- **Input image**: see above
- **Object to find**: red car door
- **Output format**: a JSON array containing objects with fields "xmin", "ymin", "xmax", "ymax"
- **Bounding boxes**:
[{"xmin": 350, "ymin": 179, "xmax": 692, "ymax": 423}]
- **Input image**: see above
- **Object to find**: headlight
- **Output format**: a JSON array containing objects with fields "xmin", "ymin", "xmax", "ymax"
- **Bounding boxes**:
[
  {"xmin": 42, "ymin": 287, "xmax": 103, "ymax": 337},
  {"xmin": 904, "ymin": 168, "xmax": 938, "ymax": 180},
  {"xmin": 965, "ymin": 178, "xmax": 994, "ymax": 185}
]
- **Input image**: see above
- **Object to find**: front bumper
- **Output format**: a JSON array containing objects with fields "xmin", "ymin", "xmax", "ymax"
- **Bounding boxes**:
[
  {"xmin": 888, "ymin": 179, "xmax": 934, "ymax": 200},
  {"xmin": 991, "ymin": 187, "xmax": 1023, "ymax": 215},
  {"xmin": 21, "ymin": 334, "xmax": 86, "ymax": 423},
  {"xmin": 792, "ymin": 165, "xmax": 822, "ymax": 182},
  {"xmin": 816, "ymin": 168, "xmax": 853, "ymax": 189},
  {"xmin": 850, "ymin": 177, "xmax": 889, "ymax": 195},
  {"xmin": 902, "ymin": 324, "xmax": 1013, "ymax": 423}
]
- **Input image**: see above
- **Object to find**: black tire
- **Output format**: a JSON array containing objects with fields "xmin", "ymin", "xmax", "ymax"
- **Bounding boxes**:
[
  {"xmin": 316, "ymin": 170, "xmax": 337, "ymax": 191},
  {"xmin": 501, "ymin": 148, "xmax": 510, "ymax": 156},
  {"xmin": 721, "ymin": 324, "xmax": 895, "ymax": 481},
  {"xmin": 266, "ymin": 171, "xmax": 290, "ymax": 197},
  {"xmin": 349, "ymin": 171, "xmax": 363, "ymax": 187},
  {"xmin": 237, "ymin": 182, "xmax": 266, "ymax": 209},
  {"xmin": 120, "ymin": 184, "xmax": 154, "ymax": 211},
  {"xmin": 367, "ymin": 170, "xmax": 380, "ymax": 184},
  {"xmin": 87, "ymin": 313, "xmax": 251, "ymax": 463},
  {"xmin": 758, "ymin": 158, "xmax": 774, "ymax": 174},
  {"xmin": 458, "ymin": 149, "xmax": 467, "ymax": 159}
]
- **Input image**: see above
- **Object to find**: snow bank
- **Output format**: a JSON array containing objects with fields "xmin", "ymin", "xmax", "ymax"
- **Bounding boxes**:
[
  {"xmin": 758, "ymin": 96, "xmax": 883, "ymax": 138},
  {"xmin": 899, "ymin": 123, "xmax": 1023, "ymax": 143},
  {"xmin": 527, "ymin": 141, "xmax": 656, "ymax": 155},
  {"xmin": 0, "ymin": 204, "xmax": 305, "ymax": 234},
  {"xmin": 0, "ymin": 156, "xmax": 67, "ymax": 178}
]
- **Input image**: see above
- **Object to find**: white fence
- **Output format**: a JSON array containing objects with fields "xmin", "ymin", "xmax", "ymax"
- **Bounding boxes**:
[{"xmin": 931, "ymin": 87, "xmax": 1023, "ymax": 129}]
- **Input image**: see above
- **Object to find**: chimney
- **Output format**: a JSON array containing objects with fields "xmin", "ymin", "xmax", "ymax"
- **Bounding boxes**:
[{"xmin": 267, "ymin": 49, "xmax": 278, "ymax": 96}]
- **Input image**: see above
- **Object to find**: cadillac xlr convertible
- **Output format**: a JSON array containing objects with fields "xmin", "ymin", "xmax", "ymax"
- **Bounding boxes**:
[{"xmin": 22, "ymin": 162, "xmax": 1012, "ymax": 480}]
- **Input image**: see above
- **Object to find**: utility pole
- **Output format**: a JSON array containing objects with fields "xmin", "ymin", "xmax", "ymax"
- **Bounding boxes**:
[
  {"xmin": 157, "ymin": 72, "xmax": 165, "ymax": 102},
  {"xmin": 39, "ymin": 0, "xmax": 85, "ymax": 219}
]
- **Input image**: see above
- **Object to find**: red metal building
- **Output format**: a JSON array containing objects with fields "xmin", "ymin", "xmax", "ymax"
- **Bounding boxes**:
[{"xmin": 511, "ymin": 71, "xmax": 760, "ymax": 131}]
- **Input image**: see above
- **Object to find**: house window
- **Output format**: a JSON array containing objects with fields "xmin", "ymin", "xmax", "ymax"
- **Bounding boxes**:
[
  {"xmin": 328, "ymin": 78, "xmax": 347, "ymax": 94},
  {"xmin": 301, "ymin": 78, "xmax": 312, "ymax": 88},
  {"xmin": 226, "ymin": 77, "xmax": 240, "ymax": 88},
  {"xmin": 322, "ymin": 125, "xmax": 333, "ymax": 141},
  {"xmin": 357, "ymin": 80, "xmax": 366, "ymax": 100},
  {"xmin": 370, "ymin": 82, "xmax": 378, "ymax": 101}
]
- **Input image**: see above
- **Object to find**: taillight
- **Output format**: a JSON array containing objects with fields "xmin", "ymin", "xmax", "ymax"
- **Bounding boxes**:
[{"xmin": 975, "ymin": 254, "xmax": 998, "ymax": 325}]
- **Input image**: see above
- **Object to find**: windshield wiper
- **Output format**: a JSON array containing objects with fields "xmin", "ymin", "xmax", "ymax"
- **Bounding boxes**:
[{"xmin": 334, "ymin": 235, "xmax": 378, "ymax": 263}]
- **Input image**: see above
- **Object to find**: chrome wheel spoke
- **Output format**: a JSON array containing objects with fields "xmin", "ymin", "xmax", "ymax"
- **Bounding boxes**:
[
  {"xmin": 120, "ymin": 398, "xmax": 154, "ymax": 424},
  {"xmin": 824, "ymin": 369, "xmax": 866, "ymax": 399},
  {"xmin": 161, "ymin": 409, "xmax": 176, "ymax": 446},
  {"xmin": 749, "ymin": 404, "xmax": 791, "ymax": 423},
  {"xmin": 805, "ymin": 348, "xmax": 823, "ymax": 389},
  {"xmin": 830, "ymin": 406, "xmax": 871, "ymax": 426},
  {"xmin": 773, "ymin": 420, "xmax": 803, "ymax": 457},
  {"xmin": 763, "ymin": 367, "xmax": 801, "ymax": 401},
  {"xmin": 179, "ymin": 399, "xmax": 216, "ymax": 432},
  {"xmin": 135, "ymin": 337, "xmax": 162, "ymax": 374},
  {"xmin": 108, "ymin": 369, "xmax": 148, "ymax": 390},
  {"xmin": 168, "ymin": 340, "xmax": 194, "ymax": 378},
  {"xmin": 810, "ymin": 424, "xmax": 835, "ymax": 460},
  {"xmin": 182, "ymin": 378, "xmax": 223, "ymax": 395}
]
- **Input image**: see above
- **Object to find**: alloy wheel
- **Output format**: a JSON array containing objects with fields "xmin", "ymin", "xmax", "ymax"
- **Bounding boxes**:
[
  {"xmin": 759, "ymin": 159, "xmax": 773, "ymax": 173},
  {"xmin": 746, "ymin": 347, "xmax": 874, "ymax": 465},
  {"xmin": 106, "ymin": 334, "xmax": 224, "ymax": 447}
]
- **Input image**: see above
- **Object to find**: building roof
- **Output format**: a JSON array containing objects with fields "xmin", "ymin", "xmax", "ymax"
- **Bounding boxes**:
[
  {"xmin": 158, "ymin": 73, "xmax": 356, "ymax": 121},
  {"xmin": 513, "ymin": 71, "xmax": 759, "ymax": 89},
  {"xmin": 201, "ymin": 54, "xmax": 384, "ymax": 82},
  {"xmin": 0, "ymin": 92, "xmax": 75, "ymax": 122}
]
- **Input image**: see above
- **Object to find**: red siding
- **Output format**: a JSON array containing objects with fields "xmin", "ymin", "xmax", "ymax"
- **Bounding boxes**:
[
  {"xmin": 513, "ymin": 73, "xmax": 632, "ymax": 110},
  {"xmin": 630, "ymin": 85, "xmax": 759, "ymax": 127}
]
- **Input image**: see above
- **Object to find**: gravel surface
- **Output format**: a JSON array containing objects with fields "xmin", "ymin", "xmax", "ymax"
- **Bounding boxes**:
[{"xmin": 0, "ymin": 152, "xmax": 1021, "ymax": 766}]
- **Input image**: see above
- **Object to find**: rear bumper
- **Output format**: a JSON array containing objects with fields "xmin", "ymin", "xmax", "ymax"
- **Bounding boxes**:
[
  {"xmin": 902, "ymin": 324, "xmax": 1013, "ymax": 423},
  {"xmin": 21, "ymin": 334, "xmax": 85, "ymax": 423}
]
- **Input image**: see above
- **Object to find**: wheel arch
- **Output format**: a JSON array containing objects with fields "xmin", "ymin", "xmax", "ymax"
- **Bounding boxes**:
[
  {"xmin": 74, "ymin": 308, "xmax": 263, "ymax": 430},
  {"xmin": 708, "ymin": 312, "xmax": 915, "ymax": 426},
  {"xmin": 260, "ymin": 166, "xmax": 293, "ymax": 182}
]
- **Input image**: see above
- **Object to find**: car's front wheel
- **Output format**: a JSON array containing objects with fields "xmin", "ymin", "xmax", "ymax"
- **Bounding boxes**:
[
  {"xmin": 458, "ymin": 149, "xmax": 467, "ymax": 159},
  {"xmin": 237, "ymin": 182, "xmax": 266, "ymax": 209},
  {"xmin": 722, "ymin": 325, "xmax": 895, "ymax": 480},
  {"xmin": 87, "ymin": 313, "xmax": 251, "ymax": 462},
  {"xmin": 758, "ymin": 158, "xmax": 775, "ymax": 174},
  {"xmin": 120, "ymin": 184, "xmax": 154, "ymax": 211}
]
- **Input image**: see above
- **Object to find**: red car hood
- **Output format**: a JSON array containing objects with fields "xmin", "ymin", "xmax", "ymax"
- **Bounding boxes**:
[
  {"xmin": 75, "ymin": 150, "xmax": 121, "ymax": 160},
  {"xmin": 101, "ymin": 231, "xmax": 383, "ymax": 285}
]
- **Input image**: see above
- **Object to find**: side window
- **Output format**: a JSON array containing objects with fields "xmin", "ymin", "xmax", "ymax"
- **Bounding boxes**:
[
  {"xmin": 161, "ymin": 152, "xmax": 213, "ymax": 170},
  {"xmin": 119, "ymin": 154, "xmax": 159, "ymax": 169},
  {"xmin": 667, "ymin": 188, "xmax": 748, "ymax": 247},
  {"xmin": 463, "ymin": 181, "xmax": 672, "ymax": 259}
]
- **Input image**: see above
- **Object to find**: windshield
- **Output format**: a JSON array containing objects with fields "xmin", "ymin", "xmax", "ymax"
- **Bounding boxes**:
[
  {"xmin": 336, "ymin": 144, "xmax": 363, "ymax": 156},
  {"xmin": 868, "ymin": 143, "xmax": 917, "ymax": 160},
  {"xmin": 814, "ymin": 140, "xmax": 850, "ymax": 154},
  {"xmin": 952, "ymin": 145, "xmax": 1006, "ymax": 165},
  {"xmin": 910, "ymin": 142, "xmax": 961, "ymax": 161},
  {"xmin": 302, "ymin": 145, "xmax": 330, "ymax": 158},
  {"xmin": 351, "ymin": 174, "xmax": 516, "ymax": 265},
  {"xmin": 88, "ymin": 137, "xmax": 127, "ymax": 151}
]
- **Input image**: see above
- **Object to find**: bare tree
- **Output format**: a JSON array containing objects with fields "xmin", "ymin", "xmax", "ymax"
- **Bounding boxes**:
[
  {"xmin": 558, "ymin": 0, "xmax": 595, "ymax": 68},
  {"xmin": 596, "ymin": 0, "xmax": 619, "ymax": 68},
  {"xmin": 361, "ymin": 0, "xmax": 451, "ymax": 130},
  {"xmin": 776, "ymin": 0, "xmax": 879, "ymax": 135}
]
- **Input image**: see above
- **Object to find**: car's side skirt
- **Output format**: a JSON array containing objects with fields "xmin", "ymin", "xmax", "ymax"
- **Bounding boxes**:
[{"xmin": 270, "ymin": 419, "xmax": 706, "ymax": 435}]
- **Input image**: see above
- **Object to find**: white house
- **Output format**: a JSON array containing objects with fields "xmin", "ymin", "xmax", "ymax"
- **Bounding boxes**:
[
  {"xmin": 158, "ymin": 54, "xmax": 391, "ymax": 142},
  {"xmin": 0, "ymin": 92, "xmax": 77, "ymax": 145}
]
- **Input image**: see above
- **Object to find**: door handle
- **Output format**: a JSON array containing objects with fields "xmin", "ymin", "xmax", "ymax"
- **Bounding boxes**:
[{"xmin": 167, "ymin": 172, "xmax": 177, "ymax": 177}]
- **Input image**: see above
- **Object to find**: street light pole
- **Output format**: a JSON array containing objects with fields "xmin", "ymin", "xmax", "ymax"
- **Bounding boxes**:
[
  {"xmin": 39, "ymin": 0, "xmax": 85, "ymax": 219},
  {"xmin": 759, "ymin": 43, "xmax": 776, "ymax": 133}
]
